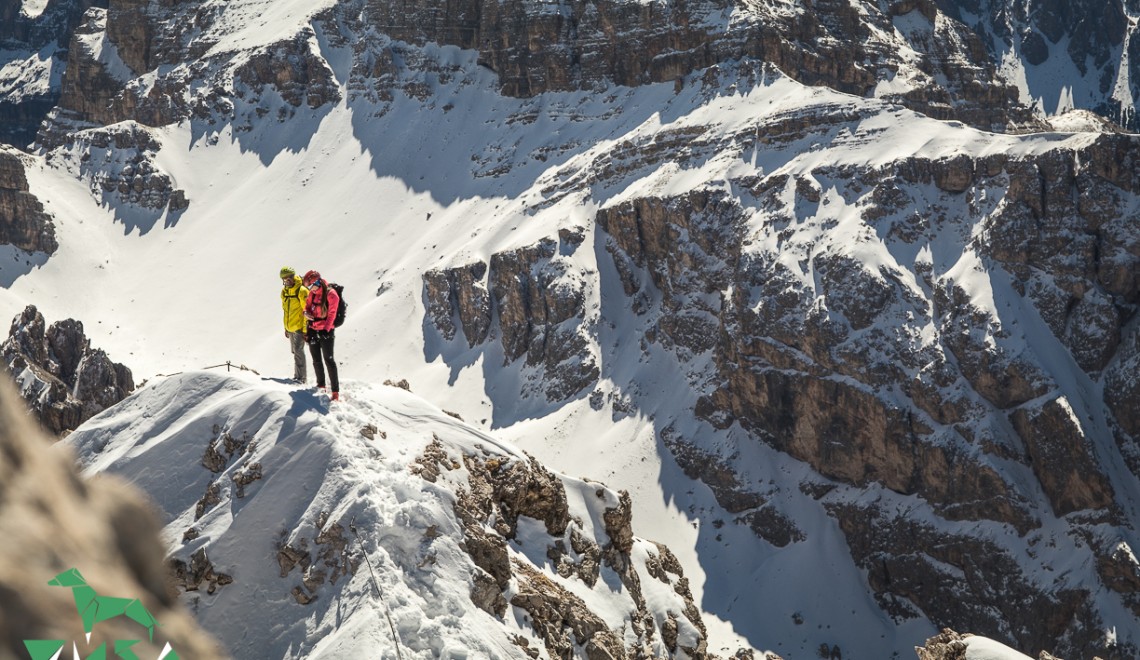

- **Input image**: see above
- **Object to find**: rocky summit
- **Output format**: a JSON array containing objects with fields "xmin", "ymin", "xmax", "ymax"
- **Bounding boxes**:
[
  {"xmin": 0, "ymin": 0, "xmax": 1139, "ymax": 658},
  {"xmin": 2, "ymin": 305, "xmax": 133, "ymax": 435}
]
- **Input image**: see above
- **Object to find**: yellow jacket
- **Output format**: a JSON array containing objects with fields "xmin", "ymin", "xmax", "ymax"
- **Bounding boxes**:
[{"xmin": 281, "ymin": 277, "xmax": 309, "ymax": 333}]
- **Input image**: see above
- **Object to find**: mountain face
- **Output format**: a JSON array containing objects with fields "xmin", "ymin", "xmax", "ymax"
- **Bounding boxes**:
[
  {"xmin": 940, "ymin": 0, "xmax": 1138, "ymax": 125},
  {"xmin": 65, "ymin": 372, "xmax": 721, "ymax": 659},
  {"xmin": 422, "ymin": 119, "xmax": 1140, "ymax": 658},
  {"xmin": 0, "ymin": 146, "xmax": 55, "ymax": 253},
  {"xmin": 9, "ymin": 0, "xmax": 1140, "ymax": 146},
  {"xmin": 1, "ymin": 0, "xmax": 1139, "ymax": 658}
]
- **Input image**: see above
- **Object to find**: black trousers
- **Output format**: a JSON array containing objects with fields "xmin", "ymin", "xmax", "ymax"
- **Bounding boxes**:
[{"xmin": 307, "ymin": 330, "xmax": 339, "ymax": 392}]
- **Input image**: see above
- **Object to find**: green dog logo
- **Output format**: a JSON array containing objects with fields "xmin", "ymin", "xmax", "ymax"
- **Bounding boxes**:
[{"xmin": 23, "ymin": 568, "xmax": 179, "ymax": 660}]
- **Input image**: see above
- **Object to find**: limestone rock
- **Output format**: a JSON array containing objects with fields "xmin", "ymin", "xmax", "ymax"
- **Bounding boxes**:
[
  {"xmin": 436, "ymin": 446, "xmax": 709, "ymax": 655},
  {"xmin": 509, "ymin": 562, "xmax": 627, "ymax": 660},
  {"xmin": 580, "ymin": 133, "xmax": 1139, "ymax": 657},
  {"xmin": 1105, "ymin": 324, "xmax": 1140, "ymax": 445},
  {"xmin": 0, "ymin": 147, "xmax": 56, "ymax": 254},
  {"xmin": 270, "ymin": 514, "xmax": 358, "ymax": 606},
  {"xmin": 915, "ymin": 628, "xmax": 1069, "ymax": 660},
  {"xmin": 52, "ymin": 122, "xmax": 189, "ymax": 213},
  {"xmin": 1010, "ymin": 397, "xmax": 1115, "ymax": 517},
  {"xmin": 2, "ymin": 305, "xmax": 134, "ymax": 435},
  {"xmin": 1094, "ymin": 540, "xmax": 1140, "ymax": 617},
  {"xmin": 834, "ymin": 505, "xmax": 1097, "ymax": 657},
  {"xmin": 171, "ymin": 548, "xmax": 234, "ymax": 596},
  {"xmin": 0, "ymin": 0, "xmax": 99, "ymax": 147},
  {"xmin": 422, "ymin": 261, "xmax": 491, "ymax": 345},
  {"xmin": 233, "ymin": 30, "xmax": 342, "ymax": 110},
  {"xmin": 914, "ymin": 629, "xmax": 972, "ymax": 660},
  {"xmin": 424, "ymin": 235, "xmax": 598, "ymax": 401}
]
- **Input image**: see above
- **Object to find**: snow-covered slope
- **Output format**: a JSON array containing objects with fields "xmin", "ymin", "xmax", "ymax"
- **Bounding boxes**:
[{"xmin": 66, "ymin": 371, "xmax": 713, "ymax": 658}]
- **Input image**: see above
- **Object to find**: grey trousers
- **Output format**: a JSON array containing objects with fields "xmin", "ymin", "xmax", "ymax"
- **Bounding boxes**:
[{"xmin": 288, "ymin": 331, "xmax": 307, "ymax": 382}]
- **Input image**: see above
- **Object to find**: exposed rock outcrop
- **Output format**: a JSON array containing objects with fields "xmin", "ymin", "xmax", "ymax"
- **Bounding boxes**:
[
  {"xmin": 0, "ymin": 147, "xmax": 56, "ymax": 253},
  {"xmin": 420, "ymin": 118, "xmax": 1140, "ymax": 656},
  {"xmin": 271, "ymin": 512, "xmax": 358, "ymax": 605},
  {"xmin": 47, "ymin": 121, "xmax": 189, "ymax": 213},
  {"xmin": 424, "ymin": 234, "xmax": 599, "ymax": 401},
  {"xmin": 1009, "ymin": 397, "xmax": 1115, "ymax": 517},
  {"xmin": 29, "ymin": 0, "xmax": 1051, "ymax": 156},
  {"xmin": 171, "ymin": 548, "xmax": 234, "ymax": 596},
  {"xmin": 431, "ymin": 444, "xmax": 710, "ymax": 657},
  {"xmin": 233, "ymin": 29, "xmax": 341, "ymax": 110},
  {"xmin": 915, "ymin": 628, "xmax": 1066, "ymax": 660},
  {"xmin": 832, "ymin": 503, "xmax": 1098, "ymax": 656},
  {"xmin": 1093, "ymin": 540, "xmax": 1140, "ymax": 617},
  {"xmin": 0, "ymin": 373, "xmax": 225, "ymax": 657},
  {"xmin": 578, "ymin": 129, "xmax": 1136, "ymax": 658},
  {"xmin": 2, "ymin": 305, "xmax": 133, "ymax": 435},
  {"xmin": 0, "ymin": 0, "xmax": 101, "ymax": 148}
]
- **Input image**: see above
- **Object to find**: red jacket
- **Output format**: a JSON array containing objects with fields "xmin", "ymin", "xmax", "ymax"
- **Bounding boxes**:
[{"xmin": 305, "ymin": 282, "xmax": 340, "ymax": 332}]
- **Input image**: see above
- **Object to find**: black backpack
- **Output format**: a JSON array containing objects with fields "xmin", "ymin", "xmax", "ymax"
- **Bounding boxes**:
[{"xmin": 329, "ymin": 283, "xmax": 347, "ymax": 327}]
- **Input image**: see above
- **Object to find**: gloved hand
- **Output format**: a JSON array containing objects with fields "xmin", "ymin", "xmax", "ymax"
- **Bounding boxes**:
[{"xmin": 285, "ymin": 331, "xmax": 290, "ymax": 338}]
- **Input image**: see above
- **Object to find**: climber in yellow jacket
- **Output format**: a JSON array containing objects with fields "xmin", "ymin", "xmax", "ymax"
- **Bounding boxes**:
[{"xmin": 280, "ymin": 266, "xmax": 309, "ymax": 383}]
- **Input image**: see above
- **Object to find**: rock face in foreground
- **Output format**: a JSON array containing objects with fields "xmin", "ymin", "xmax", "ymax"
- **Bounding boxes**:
[
  {"xmin": 0, "ymin": 374, "xmax": 224, "ymax": 658},
  {"xmin": 63, "ymin": 373, "xmax": 739, "ymax": 658},
  {"xmin": 2, "ymin": 305, "xmax": 133, "ymax": 435},
  {"xmin": 412, "ymin": 436, "xmax": 712, "ymax": 658}
]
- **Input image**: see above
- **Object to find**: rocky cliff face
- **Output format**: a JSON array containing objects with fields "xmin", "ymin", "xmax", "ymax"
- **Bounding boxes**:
[
  {"xmin": 8, "ymin": 0, "xmax": 1140, "ymax": 151},
  {"xmin": 942, "ymin": 0, "xmax": 1137, "ymax": 128},
  {"xmin": 423, "ymin": 232, "xmax": 599, "ymax": 402},
  {"xmin": 418, "ymin": 441, "xmax": 712, "ymax": 657},
  {"xmin": 37, "ymin": 0, "xmax": 1039, "ymax": 134},
  {"xmin": 0, "ymin": 372, "xmax": 224, "ymax": 658},
  {"xmin": 2, "ymin": 305, "xmax": 134, "ymax": 435},
  {"xmin": 418, "ymin": 105, "xmax": 1140, "ymax": 657},
  {"xmin": 0, "ymin": 0, "xmax": 104, "ymax": 148},
  {"xmin": 0, "ymin": 146, "xmax": 56, "ymax": 254}
]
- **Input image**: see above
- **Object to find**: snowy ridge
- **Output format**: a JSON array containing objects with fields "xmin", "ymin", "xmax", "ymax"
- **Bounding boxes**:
[{"xmin": 66, "ymin": 371, "xmax": 710, "ymax": 659}]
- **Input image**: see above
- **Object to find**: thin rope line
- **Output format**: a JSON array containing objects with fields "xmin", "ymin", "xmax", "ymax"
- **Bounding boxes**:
[{"xmin": 350, "ymin": 515, "xmax": 403, "ymax": 660}]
